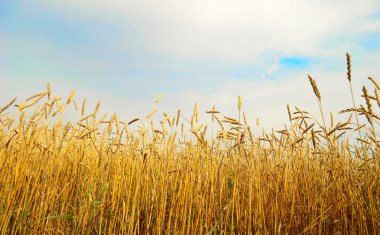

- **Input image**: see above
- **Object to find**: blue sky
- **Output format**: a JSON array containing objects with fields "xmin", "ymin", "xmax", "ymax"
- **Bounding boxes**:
[{"xmin": 1, "ymin": 0, "xmax": 380, "ymax": 128}]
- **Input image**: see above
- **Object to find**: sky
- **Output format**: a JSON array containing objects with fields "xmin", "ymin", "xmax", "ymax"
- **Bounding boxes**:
[{"xmin": 1, "ymin": 0, "xmax": 380, "ymax": 130}]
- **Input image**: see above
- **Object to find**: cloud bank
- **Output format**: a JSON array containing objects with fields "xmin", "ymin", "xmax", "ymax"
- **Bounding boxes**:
[{"xmin": 1, "ymin": 0, "xmax": 380, "ymax": 130}]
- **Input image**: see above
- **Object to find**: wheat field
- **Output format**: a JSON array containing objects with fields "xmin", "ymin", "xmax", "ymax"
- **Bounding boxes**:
[{"xmin": 0, "ymin": 54, "xmax": 379, "ymax": 234}]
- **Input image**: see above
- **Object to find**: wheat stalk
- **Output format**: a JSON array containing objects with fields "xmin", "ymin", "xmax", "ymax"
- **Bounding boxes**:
[
  {"xmin": 368, "ymin": 77, "xmax": 380, "ymax": 90},
  {"xmin": 308, "ymin": 74, "xmax": 321, "ymax": 101},
  {"xmin": 67, "ymin": 90, "xmax": 76, "ymax": 104},
  {"xmin": 0, "ymin": 98, "xmax": 17, "ymax": 115}
]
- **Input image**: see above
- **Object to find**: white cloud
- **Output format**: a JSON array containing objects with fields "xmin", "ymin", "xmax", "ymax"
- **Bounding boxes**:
[
  {"xmin": 3, "ymin": 0, "xmax": 380, "ymax": 131},
  {"xmin": 2, "ymin": 53, "xmax": 380, "ymax": 133},
  {"xmin": 157, "ymin": 62, "xmax": 380, "ymax": 131},
  {"xmin": 41, "ymin": 0, "xmax": 380, "ymax": 61}
]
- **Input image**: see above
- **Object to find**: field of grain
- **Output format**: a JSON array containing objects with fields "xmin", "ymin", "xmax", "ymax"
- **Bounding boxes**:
[{"xmin": 0, "ymin": 55, "xmax": 379, "ymax": 234}]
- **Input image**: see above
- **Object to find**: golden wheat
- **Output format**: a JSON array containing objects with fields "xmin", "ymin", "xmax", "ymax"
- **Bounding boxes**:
[{"xmin": 0, "ymin": 56, "xmax": 379, "ymax": 234}]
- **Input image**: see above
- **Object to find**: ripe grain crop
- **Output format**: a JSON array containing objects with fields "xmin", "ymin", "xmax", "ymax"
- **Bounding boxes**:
[{"xmin": 0, "ymin": 55, "xmax": 379, "ymax": 234}]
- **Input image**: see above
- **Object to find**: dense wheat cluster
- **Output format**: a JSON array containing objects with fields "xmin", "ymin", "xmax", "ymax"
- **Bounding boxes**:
[{"xmin": 0, "ymin": 56, "xmax": 379, "ymax": 234}]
